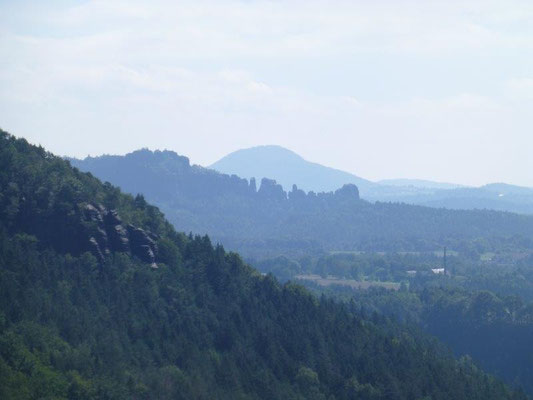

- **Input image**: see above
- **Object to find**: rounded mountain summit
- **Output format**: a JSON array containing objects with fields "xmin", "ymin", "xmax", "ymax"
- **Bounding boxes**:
[{"xmin": 209, "ymin": 145, "xmax": 374, "ymax": 193}]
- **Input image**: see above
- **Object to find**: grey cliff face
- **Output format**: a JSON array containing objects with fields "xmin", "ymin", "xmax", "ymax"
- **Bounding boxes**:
[{"xmin": 83, "ymin": 204, "xmax": 158, "ymax": 267}]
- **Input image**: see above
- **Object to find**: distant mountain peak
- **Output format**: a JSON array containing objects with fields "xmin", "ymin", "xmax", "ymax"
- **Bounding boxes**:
[
  {"xmin": 210, "ymin": 145, "xmax": 373, "ymax": 193},
  {"xmin": 235, "ymin": 144, "xmax": 301, "ymax": 154},
  {"xmin": 221, "ymin": 145, "xmax": 306, "ymax": 163}
]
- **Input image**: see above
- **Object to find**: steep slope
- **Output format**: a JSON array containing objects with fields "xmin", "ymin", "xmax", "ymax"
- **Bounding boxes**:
[
  {"xmin": 340, "ymin": 286, "xmax": 533, "ymax": 395},
  {"xmin": 71, "ymin": 149, "xmax": 533, "ymax": 258},
  {"xmin": 0, "ymin": 129, "xmax": 528, "ymax": 399},
  {"xmin": 210, "ymin": 145, "xmax": 375, "ymax": 193}
]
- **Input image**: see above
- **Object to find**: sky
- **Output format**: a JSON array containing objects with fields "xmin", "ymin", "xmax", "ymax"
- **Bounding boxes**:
[{"xmin": 1, "ymin": 0, "xmax": 533, "ymax": 187}]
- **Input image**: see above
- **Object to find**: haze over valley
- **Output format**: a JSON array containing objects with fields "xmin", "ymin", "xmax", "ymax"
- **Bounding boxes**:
[{"xmin": 2, "ymin": 1, "xmax": 533, "ymax": 399}]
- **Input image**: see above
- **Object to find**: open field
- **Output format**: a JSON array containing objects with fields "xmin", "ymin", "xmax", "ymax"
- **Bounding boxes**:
[{"xmin": 295, "ymin": 274, "xmax": 401, "ymax": 290}]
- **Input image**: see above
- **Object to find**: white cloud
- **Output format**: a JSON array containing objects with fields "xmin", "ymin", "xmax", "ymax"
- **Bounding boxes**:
[
  {"xmin": 7, "ymin": 0, "xmax": 533, "ymax": 59},
  {"xmin": 1, "ymin": 0, "xmax": 533, "ymax": 186}
]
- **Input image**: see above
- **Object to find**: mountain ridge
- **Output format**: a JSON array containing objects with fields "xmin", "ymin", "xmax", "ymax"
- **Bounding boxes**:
[
  {"xmin": 70, "ymin": 148, "xmax": 533, "ymax": 260},
  {"xmin": 209, "ymin": 145, "xmax": 533, "ymax": 214}
]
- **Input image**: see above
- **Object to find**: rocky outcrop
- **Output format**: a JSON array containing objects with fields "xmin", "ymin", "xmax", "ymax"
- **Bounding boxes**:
[
  {"xmin": 84, "ymin": 204, "xmax": 104, "ymax": 224},
  {"xmin": 334, "ymin": 184, "xmax": 360, "ymax": 200},
  {"xmin": 88, "ymin": 237, "xmax": 106, "ymax": 264},
  {"xmin": 127, "ymin": 225, "xmax": 158, "ymax": 267},
  {"xmin": 83, "ymin": 204, "xmax": 158, "ymax": 267},
  {"xmin": 258, "ymin": 178, "xmax": 287, "ymax": 201},
  {"xmin": 249, "ymin": 177, "xmax": 257, "ymax": 193},
  {"xmin": 104, "ymin": 210, "xmax": 130, "ymax": 252},
  {"xmin": 289, "ymin": 184, "xmax": 306, "ymax": 201}
]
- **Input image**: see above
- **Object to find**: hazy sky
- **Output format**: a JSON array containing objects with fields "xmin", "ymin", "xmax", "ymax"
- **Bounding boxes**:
[{"xmin": 1, "ymin": 0, "xmax": 533, "ymax": 186}]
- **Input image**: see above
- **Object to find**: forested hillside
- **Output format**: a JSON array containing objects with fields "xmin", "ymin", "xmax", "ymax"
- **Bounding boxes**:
[
  {"xmin": 71, "ymin": 149, "xmax": 533, "ymax": 258},
  {"xmin": 251, "ymin": 231, "xmax": 533, "ymax": 395},
  {"xmin": 1, "ymin": 130, "xmax": 529, "ymax": 399},
  {"xmin": 316, "ymin": 286, "xmax": 533, "ymax": 395}
]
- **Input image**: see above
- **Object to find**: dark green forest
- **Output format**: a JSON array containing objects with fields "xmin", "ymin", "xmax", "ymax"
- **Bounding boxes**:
[
  {"xmin": 254, "ymin": 250, "xmax": 533, "ymax": 300},
  {"xmin": 70, "ymin": 149, "xmax": 533, "ymax": 258},
  {"xmin": 253, "ymin": 249, "xmax": 533, "ymax": 394},
  {"xmin": 1, "ymin": 130, "xmax": 529, "ymax": 399},
  {"xmin": 303, "ymin": 284, "xmax": 533, "ymax": 395}
]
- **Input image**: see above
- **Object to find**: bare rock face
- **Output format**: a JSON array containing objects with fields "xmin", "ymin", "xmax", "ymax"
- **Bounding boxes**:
[
  {"xmin": 127, "ymin": 225, "xmax": 158, "ymax": 266},
  {"xmin": 88, "ymin": 237, "xmax": 106, "ymax": 264},
  {"xmin": 83, "ymin": 204, "xmax": 110, "ymax": 251},
  {"xmin": 83, "ymin": 205, "xmax": 109, "ymax": 263},
  {"xmin": 103, "ymin": 210, "xmax": 130, "ymax": 252},
  {"xmin": 84, "ymin": 204, "xmax": 104, "ymax": 224},
  {"xmin": 82, "ymin": 204, "xmax": 158, "ymax": 267}
]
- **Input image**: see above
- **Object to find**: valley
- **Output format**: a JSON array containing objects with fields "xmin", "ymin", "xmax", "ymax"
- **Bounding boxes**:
[{"xmin": 3, "ymin": 2, "xmax": 533, "ymax": 398}]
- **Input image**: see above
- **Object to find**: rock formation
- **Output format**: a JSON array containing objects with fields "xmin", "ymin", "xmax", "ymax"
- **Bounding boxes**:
[
  {"xmin": 334, "ymin": 184, "xmax": 360, "ymax": 200},
  {"xmin": 83, "ymin": 204, "xmax": 158, "ymax": 267},
  {"xmin": 258, "ymin": 178, "xmax": 287, "ymax": 201}
]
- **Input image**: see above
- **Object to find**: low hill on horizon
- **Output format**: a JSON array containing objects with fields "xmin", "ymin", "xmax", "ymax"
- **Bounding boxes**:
[{"xmin": 378, "ymin": 178, "xmax": 464, "ymax": 190}]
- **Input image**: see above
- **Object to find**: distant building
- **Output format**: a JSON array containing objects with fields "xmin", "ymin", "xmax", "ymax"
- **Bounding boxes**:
[{"xmin": 431, "ymin": 268, "xmax": 445, "ymax": 275}]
